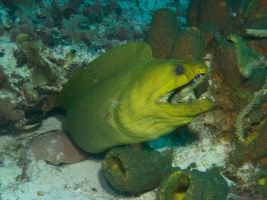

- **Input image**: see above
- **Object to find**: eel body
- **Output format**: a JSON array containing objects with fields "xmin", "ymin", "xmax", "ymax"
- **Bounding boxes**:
[{"xmin": 57, "ymin": 42, "xmax": 214, "ymax": 153}]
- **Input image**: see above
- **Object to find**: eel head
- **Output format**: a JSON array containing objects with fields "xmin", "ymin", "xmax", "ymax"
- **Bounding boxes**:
[{"xmin": 117, "ymin": 60, "xmax": 214, "ymax": 140}]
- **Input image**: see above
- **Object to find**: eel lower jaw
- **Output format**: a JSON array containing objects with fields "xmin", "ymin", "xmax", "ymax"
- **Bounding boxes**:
[{"xmin": 157, "ymin": 73, "xmax": 212, "ymax": 105}]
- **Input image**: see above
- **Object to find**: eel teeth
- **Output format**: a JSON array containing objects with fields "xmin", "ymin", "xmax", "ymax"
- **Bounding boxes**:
[
  {"xmin": 193, "ymin": 74, "xmax": 203, "ymax": 84},
  {"xmin": 157, "ymin": 73, "xmax": 208, "ymax": 104}
]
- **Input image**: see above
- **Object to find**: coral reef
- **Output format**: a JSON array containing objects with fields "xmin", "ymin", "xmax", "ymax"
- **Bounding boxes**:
[
  {"xmin": 227, "ymin": 120, "xmax": 267, "ymax": 195},
  {"xmin": 181, "ymin": 1, "xmax": 267, "ymax": 198},
  {"xmin": 0, "ymin": 40, "xmax": 90, "ymax": 132},
  {"xmin": 1, "ymin": 0, "xmax": 267, "ymax": 199},
  {"xmin": 102, "ymin": 146, "xmax": 173, "ymax": 193},
  {"xmin": 0, "ymin": 0, "xmax": 180, "ymax": 47},
  {"xmin": 209, "ymin": 34, "xmax": 267, "ymax": 142},
  {"xmin": 158, "ymin": 168, "xmax": 229, "ymax": 200},
  {"xmin": 184, "ymin": 2, "xmax": 267, "ymax": 139}
]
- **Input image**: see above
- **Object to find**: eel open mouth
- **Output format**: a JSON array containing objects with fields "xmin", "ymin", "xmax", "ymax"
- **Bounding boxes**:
[{"xmin": 157, "ymin": 73, "xmax": 208, "ymax": 104}]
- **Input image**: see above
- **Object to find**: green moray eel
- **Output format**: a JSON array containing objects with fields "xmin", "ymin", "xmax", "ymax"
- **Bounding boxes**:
[{"xmin": 57, "ymin": 42, "xmax": 214, "ymax": 153}]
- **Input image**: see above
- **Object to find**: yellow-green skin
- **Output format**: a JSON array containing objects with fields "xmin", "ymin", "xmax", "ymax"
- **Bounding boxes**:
[{"xmin": 57, "ymin": 42, "xmax": 214, "ymax": 153}]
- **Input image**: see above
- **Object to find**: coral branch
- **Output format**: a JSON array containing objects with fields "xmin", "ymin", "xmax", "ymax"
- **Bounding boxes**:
[
  {"xmin": 235, "ymin": 68, "xmax": 267, "ymax": 142},
  {"xmin": 246, "ymin": 29, "xmax": 267, "ymax": 38}
]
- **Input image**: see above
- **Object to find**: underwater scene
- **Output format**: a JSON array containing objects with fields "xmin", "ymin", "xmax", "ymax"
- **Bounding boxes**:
[{"xmin": 1, "ymin": 0, "xmax": 267, "ymax": 199}]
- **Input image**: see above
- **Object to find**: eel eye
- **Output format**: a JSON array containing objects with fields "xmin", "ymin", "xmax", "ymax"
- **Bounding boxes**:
[{"xmin": 175, "ymin": 65, "xmax": 184, "ymax": 75}]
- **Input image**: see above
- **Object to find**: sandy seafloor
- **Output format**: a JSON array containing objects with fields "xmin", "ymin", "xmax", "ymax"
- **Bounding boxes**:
[
  {"xmin": 0, "ymin": 114, "xmax": 156, "ymax": 200},
  {"xmin": 0, "ymin": 113, "xmax": 233, "ymax": 200}
]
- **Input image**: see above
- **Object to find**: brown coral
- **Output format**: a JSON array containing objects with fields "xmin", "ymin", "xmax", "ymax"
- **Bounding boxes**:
[
  {"xmin": 187, "ymin": 0, "xmax": 242, "ymax": 36},
  {"xmin": 0, "ymin": 98, "xmax": 25, "ymax": 122},
  {"xmin": 27, "ymin": 130, "xmax": 88, "ymax": 165},
  {"xmin": 171, "ymin": 26, "xmax": 204, "ymax": 61},
  {"xmin": 146, "ymin": 8, "xmax": 180, "ymax": 59},
  {"xmin": 16, "ymin": 34, "xmax": 63, "ymax": 87}
]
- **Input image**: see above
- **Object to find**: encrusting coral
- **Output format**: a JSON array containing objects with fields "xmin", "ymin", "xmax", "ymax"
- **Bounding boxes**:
[
  {"xmin": 0, "ymin": 98, "xmax": 25, "ymax": 122},
  {"xmin": 16, "ymin": 34, "xmax": 64, "ymax": 89}
]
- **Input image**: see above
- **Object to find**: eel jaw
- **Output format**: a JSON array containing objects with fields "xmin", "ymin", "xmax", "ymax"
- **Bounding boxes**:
[{"xmin": 157, "ymin": 73, "xmax": 209, "ymax": 104}]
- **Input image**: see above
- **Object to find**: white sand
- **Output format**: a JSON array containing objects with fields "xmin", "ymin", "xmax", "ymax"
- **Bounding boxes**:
[{"xmin": 0, "ymin": 115, "xmax": 157, "ymax": 200}]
